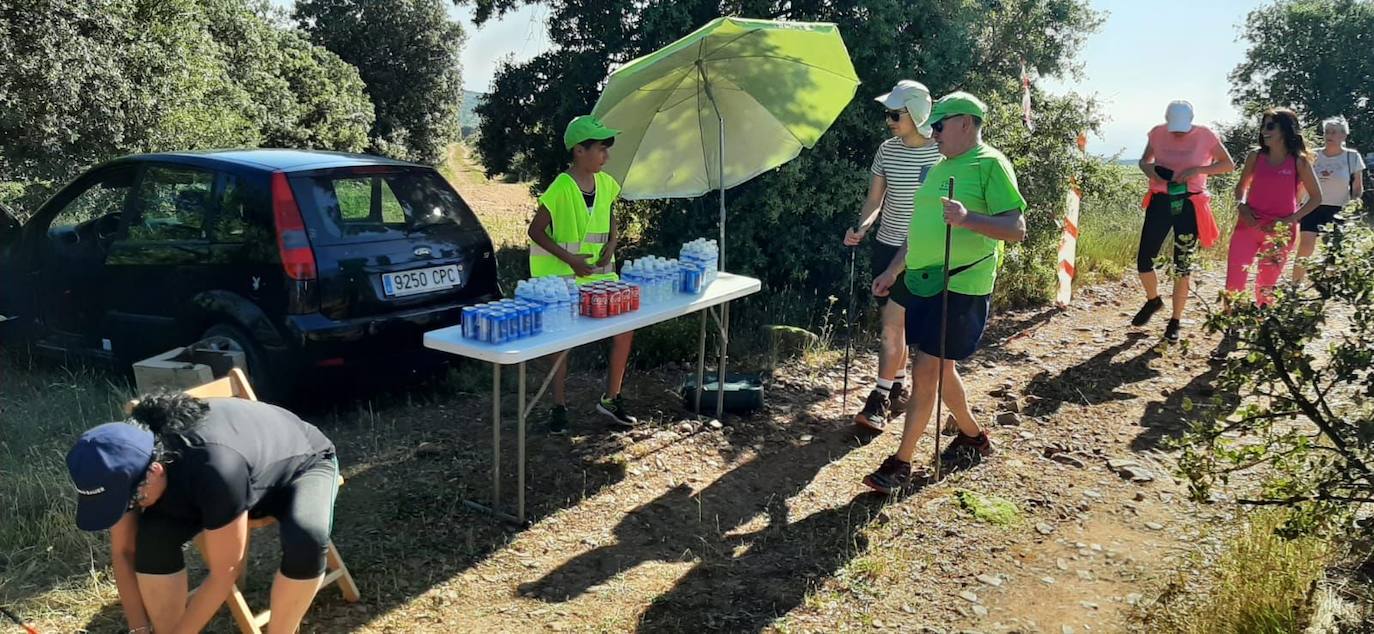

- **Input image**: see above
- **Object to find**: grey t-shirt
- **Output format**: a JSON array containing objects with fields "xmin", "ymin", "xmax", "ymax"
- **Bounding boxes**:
[
  {"xmin": 151, "ymin": 398, "xmax": 335, "ymax": 529},
  {"xmin": 1313, "ymin": 147, "xmax": 1366, "ymax": 206}
]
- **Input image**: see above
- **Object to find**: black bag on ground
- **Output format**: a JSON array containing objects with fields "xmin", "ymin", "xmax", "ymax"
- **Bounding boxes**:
[{"xmin": 680, "ymin": 372, "xmax": 765, "ymax": 414}]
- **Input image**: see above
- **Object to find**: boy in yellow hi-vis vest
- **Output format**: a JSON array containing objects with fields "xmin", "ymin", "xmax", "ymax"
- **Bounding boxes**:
[{"xmin": 527, "ymin": 115, "xmax": 637, "ymax": 434}]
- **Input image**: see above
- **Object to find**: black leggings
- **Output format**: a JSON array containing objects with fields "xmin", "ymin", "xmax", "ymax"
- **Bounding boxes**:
[
  {"xmin": 135, "ymin": 457, "xmax": 339, "ymax": 580},
  {"xmin": 1137, "ymin": 193, "xmax": 1199, "ymax": 275}
]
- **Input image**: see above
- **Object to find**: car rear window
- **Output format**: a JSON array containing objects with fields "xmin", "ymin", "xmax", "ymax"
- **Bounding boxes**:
[{"xmin": 290, "ymin": 168, "xmax": 483, "ymax": 245}]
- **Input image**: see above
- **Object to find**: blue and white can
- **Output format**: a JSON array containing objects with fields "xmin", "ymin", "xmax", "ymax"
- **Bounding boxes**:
[{"xmin": 462, "ymin": 306, "xmax": 479, "ymax": 339}]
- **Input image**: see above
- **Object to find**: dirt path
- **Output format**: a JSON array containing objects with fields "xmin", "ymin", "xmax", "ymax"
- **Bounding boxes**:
[{"xmin": 298, "ymin": 273, "xmax": 1243, "ymax": 634}]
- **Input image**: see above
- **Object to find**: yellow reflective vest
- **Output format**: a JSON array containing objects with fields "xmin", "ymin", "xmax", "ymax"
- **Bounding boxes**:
[{"xmin": 529, "ymin": 172, "xmax": 619, "ymax": 283}]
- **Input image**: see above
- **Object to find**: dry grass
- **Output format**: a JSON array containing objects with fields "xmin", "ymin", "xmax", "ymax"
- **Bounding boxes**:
[
  {"xmin": 1138, "ymin": 509, "xmax": 1334, "ymax": 633},
  {"xmin": 0, "ymin": 350, "xmax": 134, "ymax": 625}
]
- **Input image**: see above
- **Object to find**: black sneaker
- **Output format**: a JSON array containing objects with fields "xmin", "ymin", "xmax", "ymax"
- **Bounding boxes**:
[
  {"xmin": 596, "ymin": 393, "xmax": 639, "ymax": 429},
  {"xmin": 862, "ymin": 455, "xmax": 912, "ymax": 494},
  {"xmin": 1131, "ymin": 297, "xmax": 1164, "ymax": 327},
  {"xmin": 547, "ymin": 405, "xmax": 569, "ymax": 436},
  {"xmin": 888, "ymin": 382, "xmax": 909, "ymax": 416},
  {"xmin": 940, "ymin": 431, "xmax": 994, "ymax": 462},
  {"xmin": 1164, "ymin": 319, "xmax": 1181, "ymax": 343},
  {"xmin": 854, "ymin": 390, "xmax": 888, "ymax": 432}
]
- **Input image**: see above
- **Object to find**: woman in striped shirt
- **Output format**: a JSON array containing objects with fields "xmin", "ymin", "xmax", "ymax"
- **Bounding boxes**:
[{"xmin": 843, "ymin": 80, "xmax": 943, "ymax": 432}]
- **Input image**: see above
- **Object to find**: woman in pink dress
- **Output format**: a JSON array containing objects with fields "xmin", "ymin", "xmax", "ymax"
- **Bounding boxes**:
[{"xmin": 1227, "ymin": 107, "xmax": 1322, "ymax": 306}]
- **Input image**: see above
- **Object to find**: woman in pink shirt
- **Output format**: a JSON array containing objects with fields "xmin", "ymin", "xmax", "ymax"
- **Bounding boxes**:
[
  {"xmin": 1227, "ymin": 107, "xmax": 1322, "ymax": 306},
  {"xmin": 1133, "ymin": 100, "xmax": 1236, "ymax": 342}
]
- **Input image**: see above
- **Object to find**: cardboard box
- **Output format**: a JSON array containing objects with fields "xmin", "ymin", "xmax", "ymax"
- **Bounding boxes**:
[{"xmin": 133, "ymin": 345, "xmax": 247, "ymax": 395}]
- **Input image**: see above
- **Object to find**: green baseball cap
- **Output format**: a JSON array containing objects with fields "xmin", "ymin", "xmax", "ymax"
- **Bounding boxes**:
[
  {"xmin": 564, "ymin": 115, "xmax": 620, "ymax": 150},
  {"xmin": 929, "ymin": 91, "xmax": 988, "ymax": 124}
]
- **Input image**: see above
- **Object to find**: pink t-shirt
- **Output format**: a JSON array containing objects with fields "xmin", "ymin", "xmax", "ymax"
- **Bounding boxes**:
[
  {"xmin": 1247, "ymin": 153, "xmax": 1299, "ymax": 221},
  {"xmin": 1147, "ymin": 124, "xmax": 1221, "ymax": 193}
]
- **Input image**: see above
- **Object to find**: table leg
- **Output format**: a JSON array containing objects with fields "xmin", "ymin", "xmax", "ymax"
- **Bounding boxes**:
[
  {"xmin": 492, "ymin": 362, "xmax": 501, "ymax": 511},
  {"xmin": 695, "ymin": 310, "xmax": 708, "ymax": 413},
  {"xmin": 717, "ymin": 302, "xmax": 729, "ymax": 418},
  {"xmin": 517, "ymin": 361, "xmax": 527, "ymax": 525}
]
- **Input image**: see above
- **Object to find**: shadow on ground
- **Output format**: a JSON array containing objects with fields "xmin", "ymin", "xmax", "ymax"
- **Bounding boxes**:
[
  {"xmin": 1023, "ymin": 331, "xmax": 1158, "ymax": 418},
  {"xmin": 517, "ymin": 422, "xmax": 893, "ymax": 633}
]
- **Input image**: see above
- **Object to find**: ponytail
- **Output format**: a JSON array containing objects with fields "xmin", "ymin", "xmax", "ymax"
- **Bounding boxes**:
[{"xmin": 129, "ymin": 391, "xmax": 208, "ymax": 462}]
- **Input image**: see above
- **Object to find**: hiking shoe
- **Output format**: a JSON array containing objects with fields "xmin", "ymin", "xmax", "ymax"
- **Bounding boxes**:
[
  {"xmin": 547, "ymin": 405, "xmax": 569, "ymax": 436},
  {"xmin": 1131, "ymin": 297, "xmax": 1164, "ymax": 327},
  {"xmin": 940, "ymin": 431, "xmax": 994, "ymax": 462},
  {"xmin": 854, "ymin": 389, "xmax": 888, "ymax": 432},
  {"xmin": 888, "ymin": 381, "xmax": 909, "ymax": 416},
  {"xmin": 1164, "ymin": 318, "xmax": 1181, "ymax": 343},
  {"xmin": 596, "ymin": 393, "xmax": 639, "ymax": 429},
  {"xmin": 862, "ymin": 455, "xmax": 913, "ymax": 494}
]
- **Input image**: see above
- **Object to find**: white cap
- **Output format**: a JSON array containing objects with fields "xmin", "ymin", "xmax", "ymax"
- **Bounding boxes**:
[
  {"xmin": 875, "ymin": 80, "xmax": 934, "ymax": 136},
  {"xmin": 1165, "ymin": 100, "xmax": 1194, "ymax": 133}
]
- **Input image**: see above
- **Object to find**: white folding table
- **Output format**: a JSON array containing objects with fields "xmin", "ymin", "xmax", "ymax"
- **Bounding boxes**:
[{"xmin": 423, "ymin": 272, "xmax": 762, "ymax": 524}]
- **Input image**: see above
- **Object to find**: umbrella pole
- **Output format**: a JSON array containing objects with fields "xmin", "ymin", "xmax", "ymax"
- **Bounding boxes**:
[
  {"xmin": 714, "ymin": 95, "xmax": 728, "ymax": 419},
  {"xmin": 700, "ymin": 66, "xmax": 730, "ymax": 419}
]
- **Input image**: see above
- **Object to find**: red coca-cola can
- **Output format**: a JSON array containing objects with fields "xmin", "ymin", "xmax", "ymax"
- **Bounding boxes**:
[
  {"xmin": 628, "ymin": 283, "xmax": 640, "ymax": 311},
  {"xmin": 580, "ymin": 287, "xmax": 591, "ymax": 316},
  {"xmin": 590, "ymin": 289, "xmax": 609, "ymax": 318},
  {"xmin": 607, "ymin": 286, "xmax": 623, "ymax": 317},
  {"xmin": 618, "ymin": 283, "xmax": 632, "ymax": 313}
]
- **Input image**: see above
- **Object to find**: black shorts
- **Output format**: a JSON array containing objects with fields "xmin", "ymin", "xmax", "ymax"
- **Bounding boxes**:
[
  {"xmin": 889, "ymin": 281, "xmax": 990, "ymax": 360},
  {"xmin": 135, "ymin": 457, "xmax": 339, "ymax": 580},
  {"xmin": 871, "ymin": 241, "xmax": 904, "ymax": 305},
  {"xmin": 1300, "ymin": 204, "xmax": 1342, "ymax": 233}
]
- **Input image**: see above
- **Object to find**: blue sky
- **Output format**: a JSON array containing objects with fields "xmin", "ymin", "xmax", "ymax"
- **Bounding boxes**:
[{"xmin": 276, "ymin": 0, "xmax": 1262, "ymax": 157}]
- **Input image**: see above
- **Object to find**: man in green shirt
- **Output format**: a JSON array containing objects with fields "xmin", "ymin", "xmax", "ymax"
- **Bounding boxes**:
[{"xmin": 862, "ymin": 92, "xmax": 1028, "ymax": 493}]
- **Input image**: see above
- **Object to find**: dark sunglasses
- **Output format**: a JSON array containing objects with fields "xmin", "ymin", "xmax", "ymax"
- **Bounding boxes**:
[
  {"xmin": 931, "ymin": 116, "xmax": 960, "ymax": 133},
  {"xmin": 1263, "ymin": 121, "xmax": 1277, "ymax": 131},
  {"xmin": 885, "ymin": 109, "xmax": 907, "ymax": 122}
]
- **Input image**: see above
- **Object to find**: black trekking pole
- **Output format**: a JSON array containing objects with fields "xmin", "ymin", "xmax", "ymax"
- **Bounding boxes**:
[
  {"xmin": 935, "ymin": 178, "xmax": 955, "ymax": 481},
  {"xmin": 843, "ymin": 229, "xmax": 857, "ymax": 414}
]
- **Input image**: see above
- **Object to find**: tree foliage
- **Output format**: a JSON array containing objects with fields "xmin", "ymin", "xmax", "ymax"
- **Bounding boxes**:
[
  {"xmin": 1230, "ymin": 0, "xmax": 1374, "ymax": 144},
  {"xmin": 296, "ymin": 0, "xmax": 466, "ymax": 165},
  {"xmin": 0, "ymin": 0, "xmax": 375, "ymax": 215},
  {"xmin": 469, "ymin": 0, "xmax": 1103, "ymax": 311},
  {"xmin": 1180, "ymin": 222, "xmax": 1374, "ymax": 537}
]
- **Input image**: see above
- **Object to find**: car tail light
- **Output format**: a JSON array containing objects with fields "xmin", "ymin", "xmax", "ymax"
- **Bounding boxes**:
[
  {"xmin": 271, "ymin": 172, "xmax": 317, "ymax": 281},
  {"xmin": 272, "ymin": 172, "xmax": 319, "ymax": 314}
]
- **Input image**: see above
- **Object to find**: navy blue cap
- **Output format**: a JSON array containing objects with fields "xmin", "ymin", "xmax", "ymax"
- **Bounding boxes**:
[{"xmin": 66, "ymin": 422, "xmax": 154, "ymax": 531}]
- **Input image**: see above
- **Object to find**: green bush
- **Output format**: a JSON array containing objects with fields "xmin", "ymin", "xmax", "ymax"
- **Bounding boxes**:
[{"xmin": 0, "ymin": 0, "xmax": 375, "ymax": 213}]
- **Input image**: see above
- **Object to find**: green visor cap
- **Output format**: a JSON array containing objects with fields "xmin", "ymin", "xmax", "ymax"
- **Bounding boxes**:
[
  {"xmin": 929, "ymin": 91, "xmax": 988, "ymax": 124},
  {"xmin": 564, "ymin": 115, "xmax": 621, "ymax": 150}
]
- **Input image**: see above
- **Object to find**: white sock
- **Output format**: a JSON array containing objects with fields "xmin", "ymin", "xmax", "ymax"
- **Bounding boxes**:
[
  {"xmin": 875, "ymin": 377, "xmax": 893, "ymax": 396},
  {"xmin": 894, "ymin": 373, "xmax": 907, "ymax": 386}
]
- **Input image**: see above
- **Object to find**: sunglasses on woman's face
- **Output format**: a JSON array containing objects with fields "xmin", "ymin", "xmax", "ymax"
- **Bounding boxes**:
[
  {"xmin": 885, "ymin": 109, "xmax": 907, "ymax": 122},
  {"xmin": 1263, "ymin": 121, "xmax": 1277, "ymax": 131}
]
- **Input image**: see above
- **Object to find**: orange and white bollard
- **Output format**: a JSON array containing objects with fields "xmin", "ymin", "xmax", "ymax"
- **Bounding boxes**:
[{"xmin": 1056, "ymin": 133, "xmax": 1087, "ymax": 308}]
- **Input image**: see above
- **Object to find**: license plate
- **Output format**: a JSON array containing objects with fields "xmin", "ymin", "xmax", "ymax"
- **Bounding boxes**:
[{"xmin": 382, "ymin": 265, "xmax": 461, "ymax": 298}]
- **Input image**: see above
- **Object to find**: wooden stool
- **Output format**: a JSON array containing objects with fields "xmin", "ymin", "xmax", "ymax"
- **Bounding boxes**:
[
  {"xmin": 193, "ymin": 501, "xmax": 359, "ymax": 634},
  {"xmin": 173, "ymin": 369, "xmax": 361, "ymax": 633}
]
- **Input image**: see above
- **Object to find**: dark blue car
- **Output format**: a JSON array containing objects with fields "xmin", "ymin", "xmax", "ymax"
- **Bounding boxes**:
[{"xmin": 0, "ymin": 150, "xmax": 500, "ymax": 399}]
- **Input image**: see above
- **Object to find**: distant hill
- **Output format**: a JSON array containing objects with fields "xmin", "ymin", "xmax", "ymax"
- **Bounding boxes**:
[{"xmin": 461, "ymin": 90, "xmax": 485, "ymax": 137}]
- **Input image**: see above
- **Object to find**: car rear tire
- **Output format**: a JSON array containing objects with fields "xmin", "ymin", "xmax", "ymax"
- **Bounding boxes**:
[{"xmin": 201, "ymin": 323, "xmax": 282, "ymax": 402}]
